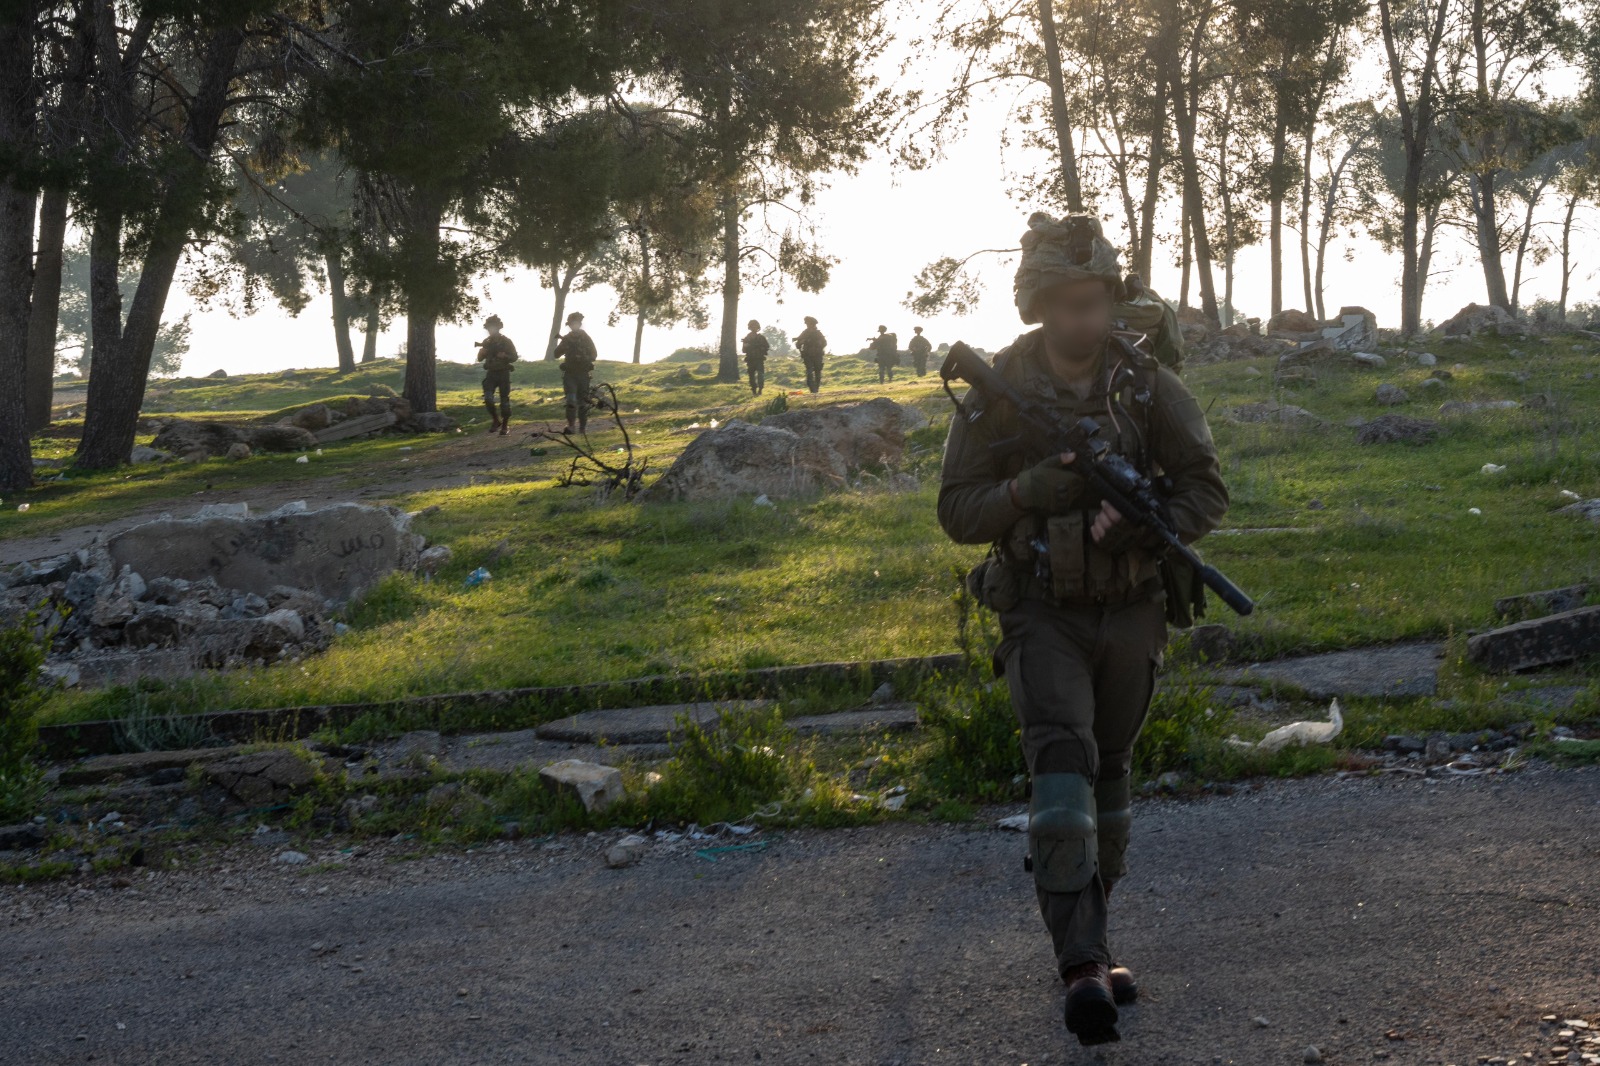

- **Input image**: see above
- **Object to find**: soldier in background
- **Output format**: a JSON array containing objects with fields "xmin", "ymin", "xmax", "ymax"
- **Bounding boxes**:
[
  {"xmin": 870, "ymin": 324, "xmax": 899, "ymax": 384},
  {"xmin": 475, "ymin": 314, "xmax": 518, "ymax": 435},
  {"xmin": 907, "ymin": 326, "xmax": 933, "ymax": 377},
  {"xmin": 937, "ymin": 212, "xmax": 1229, "ymax": 1046},
  {"xmin": 742, "ymin": 319, "xmax": 770, "ymax": 396},
  {"xmin": 796, "ymin": 316, "xmax": 827, "ymax": 393},
  {"xmin": 554, "ymin": 311, "xmax": 597, "ymax": 434}
]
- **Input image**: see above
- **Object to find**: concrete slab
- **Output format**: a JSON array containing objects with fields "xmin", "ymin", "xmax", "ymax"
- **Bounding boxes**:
[
  {"xmin": 1227, "ymin": 642, "xmax": 1442, "ymax": 699},
  {"xmin": 535, "ymin": 701, "xmax": 770, "ymax": 744}
]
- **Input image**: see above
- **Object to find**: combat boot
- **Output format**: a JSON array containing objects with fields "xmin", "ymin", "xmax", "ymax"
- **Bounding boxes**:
[
  {"xmin": 498, "ymin": 402, "xmax": 511, "ymax": 435},
  {"xmin": 1062, "ymin": 962, "xmax": 1119, "ymax": 1046},
  {"xmin": 486, "ymin": 415, "xmax": 501, "ymax": 434},
  {"xmin": 562, "ymin": 406, "xmax": 577, "ymax": 435}
]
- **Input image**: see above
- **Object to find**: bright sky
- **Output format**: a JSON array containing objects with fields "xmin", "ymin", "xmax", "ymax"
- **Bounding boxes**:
[{"xmin": 164, "ymin": 17, "xmax": 1597, "ymax": 378}]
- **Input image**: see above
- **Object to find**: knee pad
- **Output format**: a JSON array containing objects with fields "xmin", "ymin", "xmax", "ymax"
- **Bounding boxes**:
[
  {"xmin": 1095, "ymin": 776, "xmax": 1132, "ymax": 883},
  {"xmin": 1029, "ymin": 772, "xmax": 1097, "ymax": 893}
]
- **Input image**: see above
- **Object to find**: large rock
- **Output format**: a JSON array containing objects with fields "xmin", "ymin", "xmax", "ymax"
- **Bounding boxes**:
[
  {"xmin": 762, "ymin": 398, "xmax": 928, "ymax": 468},
  {"xmin": 1374, "ymin": 383, "xmax": 1408, "ymax": 406},
  {"xmin": 105, "ymin": 502, "xmax": 418, "ymax": 602},
  {"xmin": 1467, "ymin": 606, "xmax": 1600, "ymax": 673},
  {"xmin": 1267, "ymin": 309, "xmax": 1319, "ymax": 334},
  {"xmin": 205, "ymin": 749, "xmax": 318, "ymax": 806},
  {"xmin": 1436, "ymin": 302, "xmax": 1518, "ymax": 337},
  {"xmin": 1225, "ymin": 402, "xmax": 1320, "ymax": 425},
  {"xmin": 640, "ymin": 419, "xmax": 848, "ymax": 502},
  {"xmin": 314, "ymin": 411, "xmax": 397, "ymax": 443},
  {"xmin": 193, "ymin": 609, "xmax": 309, "ymax": 666},
  {"xmin": 1354, "ymin": 415, "xmax": 1438, "ymax": 445},
  {"xmin": 539, "ymin": 759, "xmax": 626, "ymax": 812},
  {"xmin": 284, "ymin": 404, "xmax": 334, "ymax": 432},
  {"xmin": 151, "ymin": 420, "xmax": 317, "ymax": 458}
]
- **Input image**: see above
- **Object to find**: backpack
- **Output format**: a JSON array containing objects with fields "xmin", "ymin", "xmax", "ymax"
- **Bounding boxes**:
[{"xmin": 1114, "ymin": 281, "xmax": 1184, "ymax": 372}]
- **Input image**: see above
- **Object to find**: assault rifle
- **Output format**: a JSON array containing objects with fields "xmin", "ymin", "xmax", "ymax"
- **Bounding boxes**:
[{"xmin": 939, "ymin": 340, "xmax": 1254, "ymax": 616}]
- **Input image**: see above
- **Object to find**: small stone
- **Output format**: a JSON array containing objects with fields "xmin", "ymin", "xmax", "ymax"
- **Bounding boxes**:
[
  {"xmin": 1253, "ymin": 1015, "xmax": 1271, "ymax": 1028},
  {"xmin": 1375, "ymin": 383, "xmax": 1409, "ymax": 406},
  {"xmin": 275, "ymin": 850, "xmax": 309, "ymax": 865},
  {"xmin": 606, "ymin": 834, "xmax": 650, "ymax": 868},
  {"xmin": 869, "ymin": 681, "xmax": 895, "ymax": 704},
  {"xmin": 1243, "ymin": 366, "xmax": 1262, "ymax": 377},
  {"xmin": 1157, "ymin": 771, "xmax": 1184, "ymax": 791},
  {"xmin": 1305, "ymin": 1046, "xmax": 1324, "ymax": 1064},
  {"xmin": 225, "ymin": 442, "xmax": 252, "ymax": 461}
]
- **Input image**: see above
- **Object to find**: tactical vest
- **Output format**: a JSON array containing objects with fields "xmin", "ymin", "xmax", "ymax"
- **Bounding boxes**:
[{"xmin": 985, "ymin": 335, "xmax": 1166, "ymax": 607}]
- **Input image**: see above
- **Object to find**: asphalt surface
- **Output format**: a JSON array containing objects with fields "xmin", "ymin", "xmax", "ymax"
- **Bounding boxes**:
[{"xmin": 4, "ymin": 768, "xmax": 1598, "ymax": 1065}]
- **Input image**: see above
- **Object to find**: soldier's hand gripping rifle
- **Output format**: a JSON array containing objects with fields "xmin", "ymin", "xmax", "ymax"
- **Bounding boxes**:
[{"xmin": 939, "ymin": 340, "xmax": 1254, "ymax": 616}]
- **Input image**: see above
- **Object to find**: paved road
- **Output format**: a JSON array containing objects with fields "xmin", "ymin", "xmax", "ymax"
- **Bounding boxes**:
[{"xmin": 4, "ymin": 769, "xmax": 1598, "ymax": 1065}]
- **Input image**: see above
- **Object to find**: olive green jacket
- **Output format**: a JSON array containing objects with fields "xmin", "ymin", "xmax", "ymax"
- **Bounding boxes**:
[{"xmin": 937, "ymin": 329, "xmax": 1228, "ymax": 596}]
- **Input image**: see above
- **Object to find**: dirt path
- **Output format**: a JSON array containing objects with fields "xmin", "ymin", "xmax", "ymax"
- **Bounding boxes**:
[{"xmin": 4, "ymin": 769, "xmax": 1597, "ymax": 1065}]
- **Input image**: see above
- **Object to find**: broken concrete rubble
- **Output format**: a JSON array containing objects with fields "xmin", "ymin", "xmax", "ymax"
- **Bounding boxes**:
[
  {"xmin": 1, "ymin": 501, "xmax": 448, "ymax": 689},
  {"xmin": 540, "ymin": 759, "xmax": 626, "ymax": 812},
  {"xmin": 1467, "ymin": 606, "xmax": 1600, "ymax": 673}
]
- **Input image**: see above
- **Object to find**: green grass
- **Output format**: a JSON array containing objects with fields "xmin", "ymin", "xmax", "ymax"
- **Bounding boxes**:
[{"xmin": 12, "ymin": 334, "xmax": 1600, "ymax": 728}]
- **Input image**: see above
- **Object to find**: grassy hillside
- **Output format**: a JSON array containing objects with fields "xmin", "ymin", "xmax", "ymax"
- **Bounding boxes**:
[{"xmin": 11, "ymin": 333, "xmax": 1600, "ymax": 725}]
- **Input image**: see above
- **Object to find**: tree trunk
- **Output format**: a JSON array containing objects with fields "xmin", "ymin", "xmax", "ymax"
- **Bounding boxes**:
[
  {"xmin": 1314, "ymin": 143, "xmax": 1357, "ymax": 324},
  {"xmin": 1417, "ymin": 199, "xmax": 1441, "ymax": 314},
  {"xmin": 1558, "ymin": 192, "xmax": 1577, "ymax": 322},
  {"xmin": 0, "ymin": 0, "xmax": 38, "ymax": 493},
  {"xmin": 1268, "ymin": 110, "xmax": 1289, "ymax": 317},
  {"xmin": 1134, "ymin": 69, "xmax": 1166, "ymax": 282},
  {"xmin": 1507, "ymin": 176, "xmax": 1547, "ymax": 315},
  {"xmin": 362, "ymin": 301, "xmax": 380, "ymax": 362},
  {"xmin": 1036, "ymin": 0, "xmax": 1083, "ymax": 212},
  {"xmin": 1377, "ymin": 0, "xmax": 1449, "ymax": 336},
  {"xmin": 25, "ymin": 185, "xmax": 68, "ymax": 431},
  {"xmin": 326, "ymin": 251, "xmax": 356, "ymax": 373},
  {"xmin": 1172, "ymin": 66, "xmax": 1219, "ymax": 325},
  {"xmin": 1179, "ymin": 198, "xmax": 1192, "ymax": 310},
  {"xmin": 1299, "ymin": 124, "xmax": 1316, "ymax": 316},
  {"xmin": 77, "ymin": 24, "xmax": 244, "ymax": 470},
  {"xmin": 545, "ymin": 263, "xmax": 575, "ymax": 360},
  {"xmin": 1467, "ymin": 172, "xmax": 1510, "ymax": 309},
  {"xmin": 632, "ymin": 228, "xmax": 649, "ymax": 364},
  {"xmin": 400, "ymin": 197, "xmax": 442, "ymax": 413},
  {"xmin": 717, "ymin": 187, "xmax": 740, "ymax": 383}
]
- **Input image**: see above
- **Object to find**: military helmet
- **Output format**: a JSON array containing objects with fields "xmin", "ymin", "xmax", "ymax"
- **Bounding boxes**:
[
  {"xmin": 1013, "ymin": 212, "xmax": 1123, "ymax": 325},
  {"xmin": 913, "ymin": 326, "xmax": 923, "ymax": 334},
  {"xmin": 747, "ymin": 319, "xmax": 761, "ymax": 331},
  {"xmin": 566, "ymin": 311, "xmax": 583, "ymax": 324},
  {"xmin": 804, "ymin": 315, "xmax": 818, "ymax": 326},
  {"xmin": 484, "ymin": 314, "xmax": 503, "ymax": 330}
]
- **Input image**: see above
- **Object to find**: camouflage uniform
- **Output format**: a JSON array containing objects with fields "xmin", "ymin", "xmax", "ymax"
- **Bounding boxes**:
[
  {"xmin": 555, "ymin": 326, "xmax": 598, "ymax": 433},
  {"xmin": 872, "ymin": 331, "xmax": 898, "ymax": 384},
  {"xmin": 796, "ymin": 323, "xmax": 827, "ymax": 393},
  {"xmin": 937, "ymin": 211, "xmax": 1229, "ymax": 1045},
  {"xmin": 477, "ymin": 333, "xmax": 518, "ymax": 430},
  {"xmin": 742, "ymin": 329, "xmax": 770, "ymax": 396},
  {"xmin": 908, "ymin": 331, "xmax": 933, "ymax": 376}
]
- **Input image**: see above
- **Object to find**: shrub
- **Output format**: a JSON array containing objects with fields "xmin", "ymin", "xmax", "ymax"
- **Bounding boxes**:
[
  {"xmin": 0, "ymin": 620, "xmax": 49, "ymax": 821},
  {"xmin": 647, "ymin": 705, "xmax": 810, "ymax": 825}
]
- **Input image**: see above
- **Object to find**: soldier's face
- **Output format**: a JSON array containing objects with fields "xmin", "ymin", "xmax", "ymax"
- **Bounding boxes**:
[{"xmin": 1036, "ymin": 279, "xmax": 1114, "ymax": 359}]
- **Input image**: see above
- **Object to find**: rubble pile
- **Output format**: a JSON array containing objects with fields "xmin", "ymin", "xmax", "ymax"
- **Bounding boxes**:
[{"xmin": 0, "ymin": 501, "xmax": 442, "ymax": 688}]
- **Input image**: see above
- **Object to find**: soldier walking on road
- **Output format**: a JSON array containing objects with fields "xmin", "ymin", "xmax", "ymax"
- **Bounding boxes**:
[
  {"xmin": 936, "ymin": 212, "xmax": 1230, "ymax": 1047},
  {"xmin": 475, "ymin": 315, "xmax": 518, "ymax": 435},
  {"xmin": 796, "ymin": 316, "xmax": 827, "ymax": 394},
  {"xmin": 554, "ymin": 311, "xmax": 598, "ymax": 435},
  {"xmin": 742, "ymin": 319, "xmax": 770, "ymax": 397},
  {"xmin": 907, "ymin": 326, "xmax": 933, "ymax": 376}
]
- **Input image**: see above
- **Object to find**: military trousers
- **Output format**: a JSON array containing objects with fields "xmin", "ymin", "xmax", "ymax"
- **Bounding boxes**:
[
  {"xmin": 482, "ymin": 368, "xmax": 511, "ymax": 409},
  {"xmin": 803, "ymin": 358, "xmax": 822, "ymax": 393},
  {"xmin": 747, "ymin": 363, "xmax": 765, "ymax": 396},
  {"xmin": 995, "ymin": 590, "xmax": 1167, "ymax": 976}
]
